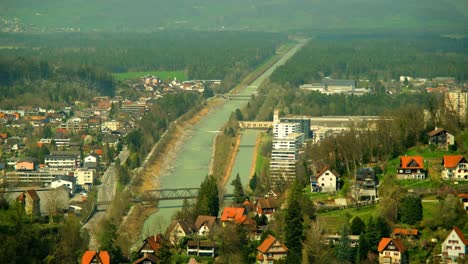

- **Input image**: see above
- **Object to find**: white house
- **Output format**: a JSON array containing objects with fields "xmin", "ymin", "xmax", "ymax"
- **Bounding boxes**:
[
  {"xmin": 311, "ymin": 167, "xmax": 339, "ymax": 193},
  {"xmin": 442, "ymin": 155, "xmax": 468, "ymax": 180},
  {"xmin": 442, "ymin": 227, "xmax": 468, "ymax": 263},
  {"xmin": 51, "ymin": 175, "xmax": 76, "ymax": 193}
]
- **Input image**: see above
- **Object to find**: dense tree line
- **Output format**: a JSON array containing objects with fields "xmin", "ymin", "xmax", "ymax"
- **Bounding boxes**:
[
  {"xmin": 0, "ymin": 32, "xmax": 286, "ymax": 93},
  {"xmin": 0, "ymin": 201, "xmax": 88, "ymax": 263},
  {"xmin": 125, "ymin": 92, "xmax": 202, "ymax": 169},
  {"xmin": 0, "ymin": 56, "xmax": 115, "ymax": 107},
  {"xmin": 270, "ymin": 36, "xmax": 468, "ymax": 86}
]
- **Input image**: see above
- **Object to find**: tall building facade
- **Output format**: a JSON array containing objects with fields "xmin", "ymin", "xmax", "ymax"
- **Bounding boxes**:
[{"xmin": 445, "ymin": 91, "xmax": 468, "ymax": 121}]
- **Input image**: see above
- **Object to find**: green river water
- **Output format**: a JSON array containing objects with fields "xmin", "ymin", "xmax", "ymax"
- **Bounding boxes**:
[{"xmin": 142, "ymin": 40, "xmax": 306, "ymax": 235}]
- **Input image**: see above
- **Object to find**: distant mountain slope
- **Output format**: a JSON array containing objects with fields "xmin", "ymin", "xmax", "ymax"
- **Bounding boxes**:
[{"xmin": 0, "ymin": 0, "xmax": 466, "ymax": 33}]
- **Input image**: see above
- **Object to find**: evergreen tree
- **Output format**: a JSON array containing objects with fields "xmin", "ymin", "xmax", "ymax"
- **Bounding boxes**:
[
  {"xmin": 194, "ymin": 175, "xmax": 219, "ymax": 217},
  {"xmin": 398, "ymin": 195, "xmax": 423, "ymax": 225},
  {"xmin": 231, "ymin": 173, "xmax": 245, "ymax": 203},
  {"xmin": 335, "ymin": 225, "xmax": 355, "ymax": 263},
  {"xmin": 249, "ymin": 173, "xmax": 258, "ymax": 191},
  {"xmin": 285, "ymin": 182, "xmax": 303, "ymax": 263},
  {"xmin": 350, "ymin": 216, "xmax": 366, "ymax": 235}
]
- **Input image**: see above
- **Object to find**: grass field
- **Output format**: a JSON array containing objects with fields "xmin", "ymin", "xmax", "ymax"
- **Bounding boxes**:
[
  {"xmin": 317, "ymin": 205, "xmax": 378, "ymax": 232},
  {"xmin": 112, "ymin": 71, "xmax": 187, "ymax": 81},
  {"xmin": 254, "ymin": 132, "xmax": 271, "ymax": 176}
]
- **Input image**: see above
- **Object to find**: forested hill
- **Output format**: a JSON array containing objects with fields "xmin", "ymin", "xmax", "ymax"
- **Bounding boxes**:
[
  {"xmin": 0, "ymin": 57, "xmax": 115, "ymax": 108},
  {"xmin": 0, "ymin": 0, "xmax": 467, "ymax": 33}
]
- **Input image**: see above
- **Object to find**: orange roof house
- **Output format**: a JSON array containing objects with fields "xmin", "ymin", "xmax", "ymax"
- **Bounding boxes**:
[
  {"xmin": 81, "ymin": 251, "xmax": 110, "ymax": 264},
  {"xmin": 138, "ymin": 234, "xmax": 165, "ymax": 256},
  {"xmin": 392, "ymin": 228, "xmax": 419, "ymax": 238},
  {"xmin": 396, "ymin": 156, "xmax": 426, "ymax": 180},
  {"xmin": 378, "ymin": 238, "xmax": 407, "ymax": 264},
  {"xmin": 256, "ymin": 235, "xmax": 288, "ymax": 264},
  {"xmin": 220, "ymin": 207, "xmax": 247, "ymax": 225},
  {"xmin": 442, "ymin": 155, "xmax": 468, "ymax": 180}
]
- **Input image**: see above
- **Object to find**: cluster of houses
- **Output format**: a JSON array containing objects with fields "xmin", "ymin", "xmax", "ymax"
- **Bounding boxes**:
[{"xmin": 136, "ymin": 75, "xmax": 220, "ymax": 96}]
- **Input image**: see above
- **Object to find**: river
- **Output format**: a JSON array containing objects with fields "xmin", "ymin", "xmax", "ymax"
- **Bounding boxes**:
[{"xmin": 142, "ymin": 39, "xmax": 306, "ymax": 235}]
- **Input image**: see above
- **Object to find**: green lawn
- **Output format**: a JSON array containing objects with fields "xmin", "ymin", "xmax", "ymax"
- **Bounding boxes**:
[
  {"xmin": 112, "ymin": 71, "xmax": 187, "ymax": 81},
  {"xmin": 317, "ymin": 205, "xmax": 378, "ymax": 232}
]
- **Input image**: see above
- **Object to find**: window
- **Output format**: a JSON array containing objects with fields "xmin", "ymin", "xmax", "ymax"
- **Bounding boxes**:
[{"xmin": 447, "ymin": 246, "xmax": 452, "ymax": 250}]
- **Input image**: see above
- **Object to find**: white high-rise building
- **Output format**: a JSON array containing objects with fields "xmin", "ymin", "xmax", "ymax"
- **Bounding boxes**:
[
  {"xmin": 273, "ymin": 122, "xmax": 301, "ymax": 139},
  {"xmin": 445, "ymin": 91, "xmax": 468, "ymax": 121}
]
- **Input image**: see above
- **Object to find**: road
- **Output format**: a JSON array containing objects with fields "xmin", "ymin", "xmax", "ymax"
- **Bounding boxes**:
[{"xmin": 82, "ymin": 147, "xmax": 129, "ymax": 249}]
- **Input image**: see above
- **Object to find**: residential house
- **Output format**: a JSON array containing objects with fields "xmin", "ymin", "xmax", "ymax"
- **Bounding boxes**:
[
  {"xmin": 396, "ymin": 156, "xmax": 426, "ymax": 180},
  {"xmin": 220, "ymin": 207, "xmax": 248, "ymax": 225},
  {"xmin": 256, "ymin": 235, "xmax": 288, "ymax": 264},
  {"xmin": 81, "ymin": 251, "xmax": 110, "ymax": 264},
  {"xmin": 75, "ymin": 168, "xmax": 95, "ymax": 190},
  {"xmin": 165, "ymin": 219, "xmax": 195, "ymax": 245},
  {"xmin": 84, "ymin": 153, "xmax": 100, "ymax": 169},
  {"xmin": 255, "ymin": 197, "xmax": 279, "ymax": 221},
  {"xmin": 325, "ymin": 234, "xmax": 360, "ymax": 247},
  {"xmin": 101, "ymin": 120, "xmax": 121, "ymax": 132},
  {"xmin": 311, "ymin": 166, "xmax": 340, "ymax": 193},
  {"xmin": 427, "ymin": 128, "xmax": 455, "ymax": 150},
  {"xmin": 137, "ymin": 234, "xmax": 165, "ymax": 257},
  {"xmin": 442, "ymin": 155, "xmax": 468, "ymax": 180},
  {"xmin": 352, "ymin": 168, "xmax": 378, "ymax": 201},
  {"xmin": 133, "ymin": 254, "xmax": 159, "ymax": 264},
  {"xmin": 187, "ymin": 240, "xmax": 215, "ymax": 257},
  {"xmin": 459, "ymin": 194, "xmax": 468, "ymax": 211},
  {"xmin": 194, "ymin": 215, "xmax": 217, "ymax": 236},
  {"xmin": 392, "ymin": 228, "xmax": 419, "ymax": 240},
  {"xmin": 17, "ymin": 189, "xmax": 41, "ymax": 218},
  {"xmin": 102, "ymin": 134, "xmax": 120, "ymax": 148},
  {"xmin": 378, "ymin": 237, "xmax": 407, "ymax": 264},
  {"xmin": 442, "ymin": 227, "xmax": 468, "ymax": 263}
]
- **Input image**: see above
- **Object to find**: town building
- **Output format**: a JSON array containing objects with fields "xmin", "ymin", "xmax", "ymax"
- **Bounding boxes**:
[
  {"xmin": 194, "ymin": 215, "xmax": 217, "ymax": 236},
  {"xmin": 442, "ymin": 227, "xmax": 468, "ymax": 263},
  {"xmin": 74, "ymin": 168, "xmax": 95, "ymax": 190},
  {"xmin": 45, "ymin": 151, "xmax": 81, "ymax": 169},
  {"xmin": 187, "ymin": 240, "xmax": 215, "ymax": 257},
  {"xmin": 378, "ymin": 237, "xmax": 407, "ymax": 264},
  {"xmin": 427, "ymin": 128, "xmax": 455, "ymax": 150},
  {"xmin": 445, "ymin": 91, "xmax": 468, "ymax": 121},
  {"xmin": 311, "ymin": 167, "xmax": 340, "ymax": 193},
  {"xmin": 165, "ymin": 219, "xmax": 195, "ymax": 245},
  {"xmin": 273, "ymin": 122, "xmax": 301, "ymax": 139},
  {"xmin": 256, "ymin": 235, "xmax": 288, "ymax": 264},
  {"xmin": 255, "ymin": 196, "xmax": 279, "ymax": 221},
  {"xmin": 442, "ymin": 155, "xmax": 468, "ymax": 180},
  {"xmin": 81, "ymin": 251, "xmax": 110, "ymax": 264},
  {"xmin": 396, "ymin": 156, "xmax": 426, "ymax": 180},
  {"xmin": 16, "ymin": 189, "xmax": 41, "ymax": 218},
  {"xmin": 6, "ymin": 169, "xmax": 72, "ymax": 184}
]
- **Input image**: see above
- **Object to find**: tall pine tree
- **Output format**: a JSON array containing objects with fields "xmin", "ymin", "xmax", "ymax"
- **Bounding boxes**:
[
  {"xmin": 231, "ymin": 173, "xmax": 245, "ymax": 203},
  {"xmin": 285, "ymin": 182, "xmax": 304, "ymax": 263},
  {"xmin": 194, "ymin": 175, "xmax": 219, "ymax": 217}
]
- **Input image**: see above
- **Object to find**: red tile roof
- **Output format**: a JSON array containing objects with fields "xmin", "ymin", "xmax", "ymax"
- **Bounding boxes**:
[
  {"xmin": 400, "ymin": 156, "xmax": 424, "ymax": 169},
  {"xmin": 378, "ymin": 238, "xmax": 406, "ymax": 253},
  {"xmin": 443, "ymin": 155, "xmax": 466, "ymax": 168},
  {"xmin": 393, "ymin": 228, "xmax": 418, "ymax": 236},
  {"xmin": 220, "ymin": 207, "xmax": 247, "ymax": 224},
  {"xmin": 453, "ymin": 226, "xmax": 468, "ymax": 245},
  {"xmin": 257, "ymin": 235, "xmax": 288, "ymax": 253},
  {"xmin": 459, "ymin": 193, "xmax": 468, "ymax": 199},
  {"xmin": 81, "ymin": 251, "xmax": 110, "ymax": 264},
  {"xmin": 133, "ymin": 254, "xmax": 159, "ymax": 264}
]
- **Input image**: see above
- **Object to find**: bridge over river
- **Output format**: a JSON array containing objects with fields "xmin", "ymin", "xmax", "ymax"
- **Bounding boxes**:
[{"xmin": 142, "ymin": 39, "xmax": 308, "ymax": 234}]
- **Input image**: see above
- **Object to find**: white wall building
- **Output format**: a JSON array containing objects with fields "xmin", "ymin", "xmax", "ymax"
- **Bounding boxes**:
[
  {"xmin": 273, "ymin": 122, "xmax": 300, "ymax": 139},
  {"xmin": 75, "ymin": 168, "xmax": 95, "ymax": 189},
  {"xmin": 442, "ymin": 227, "xmax": 468, "ymax": 263}
]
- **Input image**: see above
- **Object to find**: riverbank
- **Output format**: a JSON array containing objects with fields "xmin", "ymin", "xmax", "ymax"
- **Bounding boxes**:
[{"xmin": 118, "ymin": 98, "xmax": 225, "ymax": 250}]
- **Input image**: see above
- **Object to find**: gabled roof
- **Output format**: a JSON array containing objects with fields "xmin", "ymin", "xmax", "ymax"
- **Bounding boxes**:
[
  {"xmin": 133, "ymin": 253, "xmax": 159, "ymax": 264},
  {"xmin": 316, "ymin": 166, "xmax": 340, "ymax": 179},
  {"xmin": 166, "ymin": 219, "xmax": 195, "ymax": 236},
  {"xmin": 443, "ymin": 155, "xmax": 466, "ymax": 168},
  {"xmin": 393, "ymin": 228, "xmax": 418, "ymax": 236},
  {"xmin": 139, "ymin": 234, "xmax": 164, "ymax": 253},
  {"xmin": 26, "ymin": 189, "xmax": 40, "ymax": 201},
  {"xmin": 452, "ymin": 226, "xmax": 468, "ymax": 245},
  {"xmin": 195, "ymin": 215, "xmax": 217, "ymax": 231},
  {"xmin": 257, "ymin": 235, "xmax": 288, "ymax": 253},
  {"xmin": 256, "ymin": 197, "xmax": 279, "ymax": 210},
  {"xmin": 220, "ymin": 207, "xmax": 247, "ymax": 224},
  {"xmin": 400, "ymin": 156, "xmax": 424, "ymax": 169},
  {"xmin": 377, "ymin": 238, "xmax": 406, "ymax": 253},
  {"xmin": 81, "ymin": 251, "xmax": 110, "ymax": 264},
  {"xmin": 427, "ymin": 128, "xmax": 447, "ymax": 137}
]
